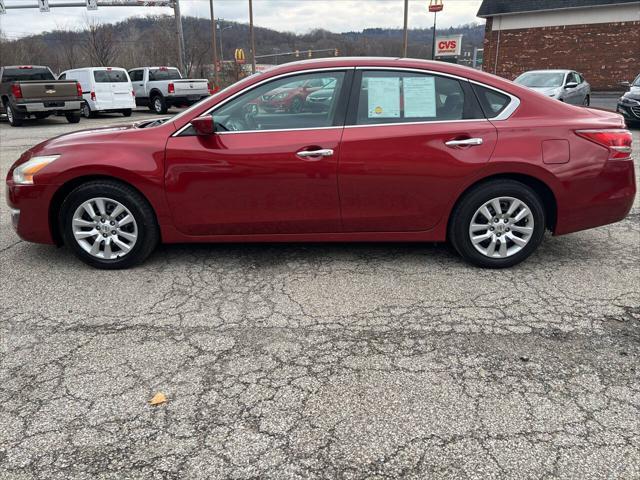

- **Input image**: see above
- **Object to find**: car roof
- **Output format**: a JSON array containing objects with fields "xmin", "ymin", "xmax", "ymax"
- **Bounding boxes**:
[
  {"xmin": 64, "ymin": 67, "xmax": 127, "ymax": 71},
  {"xmin": 519, "ymin": 69, "xmax": 572, "ymax": 74}
]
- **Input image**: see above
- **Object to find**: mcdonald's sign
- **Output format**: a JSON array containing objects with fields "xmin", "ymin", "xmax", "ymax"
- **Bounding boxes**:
[
  {"xmin": 234, "ymin": 48, "xmax": 246, "ymax": 64},
  {"xmin": 428, "ymin": 0, "xmax": 443, "ymax": 12}
]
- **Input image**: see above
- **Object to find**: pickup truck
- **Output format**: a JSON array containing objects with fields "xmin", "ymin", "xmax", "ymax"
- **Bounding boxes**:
[
  {"xmin": 0, "ymin": 65, "xmax": 82, "ymax": 126},
  {"xmin": 128, "ymin": 66, "xmax": 210, "ymax": 114}
]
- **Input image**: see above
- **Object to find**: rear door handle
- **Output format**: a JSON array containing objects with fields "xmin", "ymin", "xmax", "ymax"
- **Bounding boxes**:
[
  {"xmin": 445, "ymin": 138, "xmax": 483, "ymax": 148},
  {"xmin": 296, "ymin": 149, "xmax": 334, "ymax": 158}
]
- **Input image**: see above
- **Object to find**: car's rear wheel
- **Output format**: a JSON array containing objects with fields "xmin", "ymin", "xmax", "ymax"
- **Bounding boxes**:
[
  {"xmin": 82, "ymin": 103, "xmax": 94, "ymax": 118},
  {"xmin": 152, "ymin": 95, "xmax": 168, "ymax": 114},
  {"xmin": 65, "ymin": 111, "xmax": 81, "ymax": 124},
  {"xmin": 449, "ymin": 180, "xmax": 546, "ymax": 268},
  {"xmin": 121, "ymin": 109, "xmax": 132, "ymax": 117},
  {"xmin": 60, "ymin": 180, "xmax": 159, "ymax": 269},
  {"xmin": 583, "ymin": 95, "xmax": 590, "ymax": 106},
  {"xmin": 5, "ymin": 102, "xmax": 23, "ymax": 126}
]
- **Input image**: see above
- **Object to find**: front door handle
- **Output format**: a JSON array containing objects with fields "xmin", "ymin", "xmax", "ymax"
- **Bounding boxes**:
[
  {"xmin": 296, "ymin": 149, "xmax": 334, "ymax": 158},
  {"xmin": 445, "ymin": 138, "xmax": 483, "ymax": 148}
]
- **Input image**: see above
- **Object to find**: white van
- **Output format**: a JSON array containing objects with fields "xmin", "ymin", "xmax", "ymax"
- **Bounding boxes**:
[{"xmin": 59, "ymin": 67, "xmax": 136, "ymax": 118}]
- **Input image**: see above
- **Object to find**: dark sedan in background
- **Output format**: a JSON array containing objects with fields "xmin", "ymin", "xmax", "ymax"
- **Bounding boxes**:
[{"xmin": 617, "ymin": 73, "xmax": 640, "ymax": 126}]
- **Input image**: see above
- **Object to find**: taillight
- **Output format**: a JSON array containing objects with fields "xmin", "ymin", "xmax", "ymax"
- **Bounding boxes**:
[
  {"xmin": 76, "ymin": 82, "xmax": 83, "ymax": 97},
  {"xmin": 11, "ymin": 84, "xmax": 23, "ymax": 99},
  {"xmin": 90, "ymin": 91, "xmax": 96, "ymax": 101},
  {"xmin": 576, "ymin": 129, "xmax": 633, "ymax": 160},
  {"xmin": 168, "ymin": 83, "xmax": 175, "ymax": 94},
  {"xmin": 131, "ymin": 90, "xmax": 135, "ymax": 97}
]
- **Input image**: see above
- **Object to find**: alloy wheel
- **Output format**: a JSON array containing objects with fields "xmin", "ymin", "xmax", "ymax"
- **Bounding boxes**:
[
  {"xmin": 71, "ymin": 197, "xmax": 138, "ymax": 260},
  {"xmin": 468, "ymin": 196, "xmax": 534, "ymax": 258},
  {"xmin": 154, "ymin": 98, "xmax": 162, "ymax": 113},
  {"xmin": 7, "ymin": 105, "xmax": 14, "ymax": 123}
]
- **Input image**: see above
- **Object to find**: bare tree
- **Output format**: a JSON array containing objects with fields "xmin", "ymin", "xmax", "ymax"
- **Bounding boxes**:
[{"xmin": 82, "ymin": 17, "xmax": 118, "ymax": 66}]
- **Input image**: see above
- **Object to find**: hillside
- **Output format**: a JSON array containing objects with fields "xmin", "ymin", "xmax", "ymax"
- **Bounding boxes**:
[{"xmin": 0, "ymin": 15, "xmax": 484, "ymax": 82}]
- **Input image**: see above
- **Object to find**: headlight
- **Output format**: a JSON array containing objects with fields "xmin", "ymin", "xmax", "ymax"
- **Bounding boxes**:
[{"xmin": 12, "ymin": 155, "xmax": 60, "ymax": 185}]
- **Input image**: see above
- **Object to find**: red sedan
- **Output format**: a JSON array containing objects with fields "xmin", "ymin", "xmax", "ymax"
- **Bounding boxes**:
[{"xmin": 6, "ymin": 58, "xmax": 635, "ymax": 269}]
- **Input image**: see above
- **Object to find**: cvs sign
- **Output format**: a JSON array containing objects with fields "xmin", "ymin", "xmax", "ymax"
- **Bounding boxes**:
[{"xmin": 435, "ymin": 34, "xmax": 463, "ymax": 57}]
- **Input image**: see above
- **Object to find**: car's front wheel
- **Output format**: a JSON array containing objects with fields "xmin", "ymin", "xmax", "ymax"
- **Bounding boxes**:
[
  {"xmin": 60, "ymin": 180, "xmax": 159, "ymax": 269},
  {"xmin": 449, "ymin": 180, "xmax": 546, "ymax": 268}
]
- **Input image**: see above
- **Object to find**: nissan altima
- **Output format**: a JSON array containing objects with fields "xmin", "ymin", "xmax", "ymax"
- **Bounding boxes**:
[{"xmin": 6, "ymin": 58, "xmax": 635, "ymax": 269}]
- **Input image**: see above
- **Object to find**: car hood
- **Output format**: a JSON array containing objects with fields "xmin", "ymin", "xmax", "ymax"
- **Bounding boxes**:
[
  {"xmin": 20, "ymin": 124, "xmax": 139, "ymax": 163},
  {"xmin": 622, "ymin": 85, "xmax": 640, "ymax": 100},
  {"xmin": 527, "ymin": 86, "xmax": 561, "ymax": 96}
]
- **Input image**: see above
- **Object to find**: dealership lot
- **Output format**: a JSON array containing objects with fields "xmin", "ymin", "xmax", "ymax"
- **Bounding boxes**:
[{"xmin": 1, "ymin": 111, "xmax": 639, "ymax": 478}]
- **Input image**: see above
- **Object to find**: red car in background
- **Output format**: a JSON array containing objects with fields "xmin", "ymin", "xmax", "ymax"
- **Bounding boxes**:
[
  {"xmin": 257, "ymin": 77, "xmax": 334, "ymax": 112},
  {"xmin": 6, "ymin": 57, "xmax": 635, "ymax": 269}
]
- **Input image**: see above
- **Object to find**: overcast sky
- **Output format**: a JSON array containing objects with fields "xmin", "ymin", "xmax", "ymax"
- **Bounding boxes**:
[{"xmin": 1, "ymin": 0, "xmax": 484, "ymax": 39}]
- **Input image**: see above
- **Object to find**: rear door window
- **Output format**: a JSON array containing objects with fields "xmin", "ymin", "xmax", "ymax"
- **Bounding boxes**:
[
  {"xmin": 94, "ymin": 70, "xmax": 129, "ymax": 83},
  {"xmin": 354, "ymin": 70, "xmax": 473, "ymax": 125},
  {"xmin": 129, "ymin": 70, "xmax": 143, "ymax": 82},
  {"xmin": 1, "ymin": 67, "xmax": 55, "ymax": 83}
]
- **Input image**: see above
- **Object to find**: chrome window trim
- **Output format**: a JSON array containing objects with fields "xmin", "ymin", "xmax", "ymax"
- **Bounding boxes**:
[
  {"xmin": 172, "ymin": 65, "xmax": 520, "ymax": 137},
  {"xmin": 345, "ymin": 118, "xmax": 489, "ymax": 129},
  {"xmin": 172, "ymin": 67, "xmax": 354, "ymax": 137},
  {"xmin": 215, "ymin": 126, "xmax": 344, "ymax": 135}
]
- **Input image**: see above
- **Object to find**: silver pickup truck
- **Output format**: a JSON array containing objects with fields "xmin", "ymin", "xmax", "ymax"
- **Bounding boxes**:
[
  {"xmin": 0, "ymin": 65, "xmax": 82, "ymax": 126},
  {"xmin": 128, "ymin": 66, "xmax": 210, "ymax": 114}
]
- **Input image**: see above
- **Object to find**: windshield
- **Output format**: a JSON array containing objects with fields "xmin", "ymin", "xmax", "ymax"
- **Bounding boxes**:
[
  {"xmin": 149, "ymin": 68, "xmax": 182, "ymax": 81},
  {"xmin": 94, "ymin": 70, "xmax": 129, "ymax": 83},
  {"xmin": 515, "ymin": 72, "xmax": 565, "ymax": 88},
  {"xmin": 2, "ymin": 67, "xmax": 55, "ymax": 83},
  {"xmin": 633, "ymin": 74, "xmax": 640, "ymax": 87},
  {"xmin": 171, "ymin": 72, "xmax": 263, "ymax": 125}
]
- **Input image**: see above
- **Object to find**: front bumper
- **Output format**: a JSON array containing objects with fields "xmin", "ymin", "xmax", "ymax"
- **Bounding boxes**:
[
  {"xmin": 617, "ymin": 102, "xmax": 640, "ymax": 122},
  {"xmin": 16, "ymin": 100, "xmax": 83, "ymax": 113},
  {"xmin": 5, "ymin": 183, "xmax": 57, "ymax": 244}
]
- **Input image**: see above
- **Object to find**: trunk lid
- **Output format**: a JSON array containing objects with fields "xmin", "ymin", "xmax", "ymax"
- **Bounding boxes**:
[{"xmin": 18, "ymin": 80, "xmax": 80, "ymax": 100}]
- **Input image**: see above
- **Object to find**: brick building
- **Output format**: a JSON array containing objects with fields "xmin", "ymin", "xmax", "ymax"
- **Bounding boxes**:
[{"xmin": 477, "ymin": 0, "xmax": 640, "ymax": 90}]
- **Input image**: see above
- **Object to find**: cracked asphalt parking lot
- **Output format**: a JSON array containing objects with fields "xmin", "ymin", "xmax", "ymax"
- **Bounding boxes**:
[{"xmin": 1, "ymin": 111, "xmax": 639, "ymax": 480}]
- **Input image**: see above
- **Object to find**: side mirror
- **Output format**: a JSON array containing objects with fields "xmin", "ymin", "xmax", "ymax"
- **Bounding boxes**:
[
  {"xmin": 620, "ymin": 81, "xmax": 631, "ymax": 87},
  {"xmin": 191, "ymin": 114, "xmax": 215, "ymax": 135},
  {"xmin": 565, "ymin": 82, "xmax": 579, "ymax": 89}
]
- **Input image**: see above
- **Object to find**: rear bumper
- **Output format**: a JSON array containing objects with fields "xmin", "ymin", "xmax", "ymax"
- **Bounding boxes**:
[
  {"xmin": 16, "ymin": 100, "xmax": 83, "ymax": 113},
  {"xmin": 5, "ymin": 183, "xmax": 56, "ymax": 244},
  {"xmin": 555, "ymin": 159, "xmax": 636, "ymax": 235},
  {"xmin": 166, "ymin": 95, "xmax": 208, "ymax": 106}
]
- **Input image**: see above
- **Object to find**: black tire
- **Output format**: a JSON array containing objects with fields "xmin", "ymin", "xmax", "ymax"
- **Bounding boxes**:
[
  {"xmin": 82, "ymin": 103, "xmax": 94, "ymax": 118},
  {"xmin": 121, "ymin": 109, "xmax": 132, "ymax": 117},
  {"xmin": 449, "ymin": 180, "xmax": 546, "ymax": 268},
  {"xmin": 65, "ymin": 111, "xmax": 81, "ymax": 124},
  {"xmin": 583, "ymin": 95, "xmax": 590, "ymax": 106},
  {"xmin": 60, "ymin": 180, "xmax": 159, "ymax": 269},
  {"xmin": 151, "ymin": 95, "xmax": 168, "ymax": 114},
  {"xmin": 5, "ymin": 101, "xmax": 24, "ymax": 126}
]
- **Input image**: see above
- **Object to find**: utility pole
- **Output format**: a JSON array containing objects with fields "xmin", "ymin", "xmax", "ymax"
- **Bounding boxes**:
[
  {"xmin": 173, "ymin": 0, "xmax": 185, "ymax": 74},
  {"xmin": 402, "ymin": 0, "xmax": 408, "ymax": 57},
  {"xmin": 209, "ymin": 0, "xmax": 219, "ymax": 87},
  {"xmin": 249, "ymin": 0, "xmax": 256, "ymax": 74}
]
